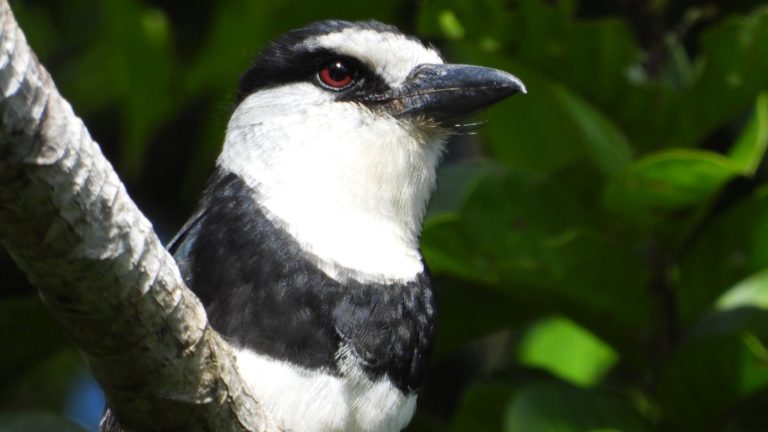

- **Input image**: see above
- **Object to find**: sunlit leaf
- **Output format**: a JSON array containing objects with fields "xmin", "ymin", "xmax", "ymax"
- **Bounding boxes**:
[
  {"xmin": 518, "ymin": 316, "xmax": 618, "ymax": 387},
  {"xmin": 437, "ymin": 10, "xmax": 466, "ymax": 40},
  {"xmin": 716, "ymin": 268, "xmax": 768, "ymax": 311},
  {"xmin": 729, "ymin": 92, "xmax": 768, "ymax": 176}
]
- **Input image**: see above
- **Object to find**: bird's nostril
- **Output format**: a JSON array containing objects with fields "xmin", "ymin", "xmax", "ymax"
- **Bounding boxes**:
[{"xmin": 407, "ymin": 64, "xmax": 441, "ymax": 81}]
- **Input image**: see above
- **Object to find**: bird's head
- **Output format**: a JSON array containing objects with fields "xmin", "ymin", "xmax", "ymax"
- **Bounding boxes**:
[{"xmin": 218, "ymin": 20, "xmax": 524, "ymax": 282}]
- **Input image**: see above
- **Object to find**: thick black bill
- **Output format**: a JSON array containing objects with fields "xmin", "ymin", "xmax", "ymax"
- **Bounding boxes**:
[{"xmin": 386, "ymin": 63, "xmax": 526, "ymax": 125}]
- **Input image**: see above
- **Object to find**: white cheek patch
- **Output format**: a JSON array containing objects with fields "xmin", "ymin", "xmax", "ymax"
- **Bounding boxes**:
[{"xmin": 302, "ymin": 29, "xmax": 444, "ymax": 87}]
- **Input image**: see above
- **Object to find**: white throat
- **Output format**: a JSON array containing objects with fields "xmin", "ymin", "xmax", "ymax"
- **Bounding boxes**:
[{"xmin": 218, "ymin": 85, "xmax": 447, "ymax": 283}]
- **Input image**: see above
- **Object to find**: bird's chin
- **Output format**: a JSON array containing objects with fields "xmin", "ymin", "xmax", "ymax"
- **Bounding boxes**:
[{"xmin": 399, "ymin": 116, "xmax": 453, "ymax": 145}]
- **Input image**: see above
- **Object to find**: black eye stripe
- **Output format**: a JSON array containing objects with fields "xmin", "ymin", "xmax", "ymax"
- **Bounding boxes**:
[{"xmin": 237, "ymin": 47, "xmax": 390, "ymax": 103}]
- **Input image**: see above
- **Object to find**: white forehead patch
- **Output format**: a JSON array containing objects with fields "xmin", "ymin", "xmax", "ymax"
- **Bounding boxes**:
[{"xmin": 302, "ymin": 28, "xmax": 444, "ymax": 86}]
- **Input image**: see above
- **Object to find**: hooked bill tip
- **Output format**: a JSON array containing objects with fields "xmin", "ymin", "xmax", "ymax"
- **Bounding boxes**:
[
  {"xmin": 516, "ymin": 78, "xmax": 528, "ymax": 95},
  {"xmin": 497, "ymin": 70, "xmax": 526, "ymax": 95}
]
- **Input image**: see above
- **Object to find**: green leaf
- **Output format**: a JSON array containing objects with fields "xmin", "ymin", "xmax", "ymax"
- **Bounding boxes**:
[
  {"xmin": 422, "ymin": 169, "xmax": 652, "ymax": 361},
  {"xmin": 505, "ymin": 382, "xmax": 650, "ymax": 432},
  {"xmin": 716, "ymin": 268, "xmax": 768, "ymax": 311},
  {"xmin": 437, "ymin": 10, "xmax": 466, "ymax": 40},
  {"xmin": 106, "ymin": 0, "xmax": 176, "ymax": 177},
  {"xmin": 444, "ymin": 53, "xmax": 632, "ymax": 177},
  {"xmin": 500, "ymin": 0, "xmax": 639, "ymax": 108},
  {"xmin": 550, "ymin": 84, "xmax": 633, "ymax": 176},
  {"xmin": 667, "ymin": 288, "xmax": 768, "ymax": 429},
  {"xmin": 675, "ymin": 186, "xmax": 768, "ymax": 323},
  {"xmin": 728, "ymin": 92, "xmax": 768, "ymax": 176},
  {"xmin": 478, "ymin": 63, "xmax": 588, "ymax": 174},
  {"xmin": 518, "ymin": 316, "xmax": 618, "ymax": 388},
  {"xmin": 416, "ymin": 0, "xmax": 516, "ymax": 46},
  {"xmin": 673, "ymin": 9, "xmax": 768, "ymax": 148},
  {"xmin": 57, "ymin": 0, "xmax": 178, "ymax": 178},
  {"xmin": 421, "ymin": 214, "xmax": 489, "ymax": 283},
  {"xmin": 604, "ymin": 149, "xmax": 741, "ymax": 224}
]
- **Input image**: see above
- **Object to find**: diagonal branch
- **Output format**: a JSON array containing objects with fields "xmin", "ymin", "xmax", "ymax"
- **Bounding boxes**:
[{"xmin": 0, "ymin": 2, "xmax": 271, "ymax": 430}]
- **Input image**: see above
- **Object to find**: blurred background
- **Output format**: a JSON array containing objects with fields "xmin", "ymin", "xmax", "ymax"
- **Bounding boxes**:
[{"xmin": 2, "ymin": 0, "xmax": 768, "ymax": 430}]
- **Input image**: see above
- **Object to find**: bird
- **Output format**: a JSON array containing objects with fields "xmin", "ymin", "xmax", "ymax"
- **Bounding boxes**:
[{"xmin": 102, "ymin": 19, "xmax": 524, "ymax": 432}]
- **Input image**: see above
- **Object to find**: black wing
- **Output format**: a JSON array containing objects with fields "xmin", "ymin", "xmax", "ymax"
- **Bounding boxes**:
[{"xmin": 167, "ymin": 206, "xmax": 208, "ymax": 257}]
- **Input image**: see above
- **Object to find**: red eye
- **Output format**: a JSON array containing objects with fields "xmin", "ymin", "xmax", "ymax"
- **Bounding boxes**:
[{"xmin": 318, "ymin": 60, "xmax": 354, "ymax": 89}]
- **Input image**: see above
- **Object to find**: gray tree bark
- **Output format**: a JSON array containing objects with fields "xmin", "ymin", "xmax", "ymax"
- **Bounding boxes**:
[{"xmin": 0, "ymin": 2, "xmax": 273, "ymax": 430}]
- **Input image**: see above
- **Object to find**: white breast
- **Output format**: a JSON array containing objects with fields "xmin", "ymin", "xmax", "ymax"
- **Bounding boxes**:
[{"xmin": 235, "ymin": 348, "xmax": 417, "ymax": 432}]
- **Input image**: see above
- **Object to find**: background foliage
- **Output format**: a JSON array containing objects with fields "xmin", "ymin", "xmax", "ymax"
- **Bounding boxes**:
[{"xmin": 2, "ymin": 0, "xmax": 768, "ymax": 430}]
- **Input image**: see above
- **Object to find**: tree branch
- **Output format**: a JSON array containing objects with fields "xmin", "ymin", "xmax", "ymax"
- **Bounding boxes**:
[{"xmin": 0, "ymin": 2, "xmax": 272, "ymax": 430}]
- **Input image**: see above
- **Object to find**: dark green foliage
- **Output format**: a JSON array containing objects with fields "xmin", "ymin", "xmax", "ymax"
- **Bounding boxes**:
[{"xmin": 3, "ymin": 0, "xmax": 768, "ymax": 430}]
